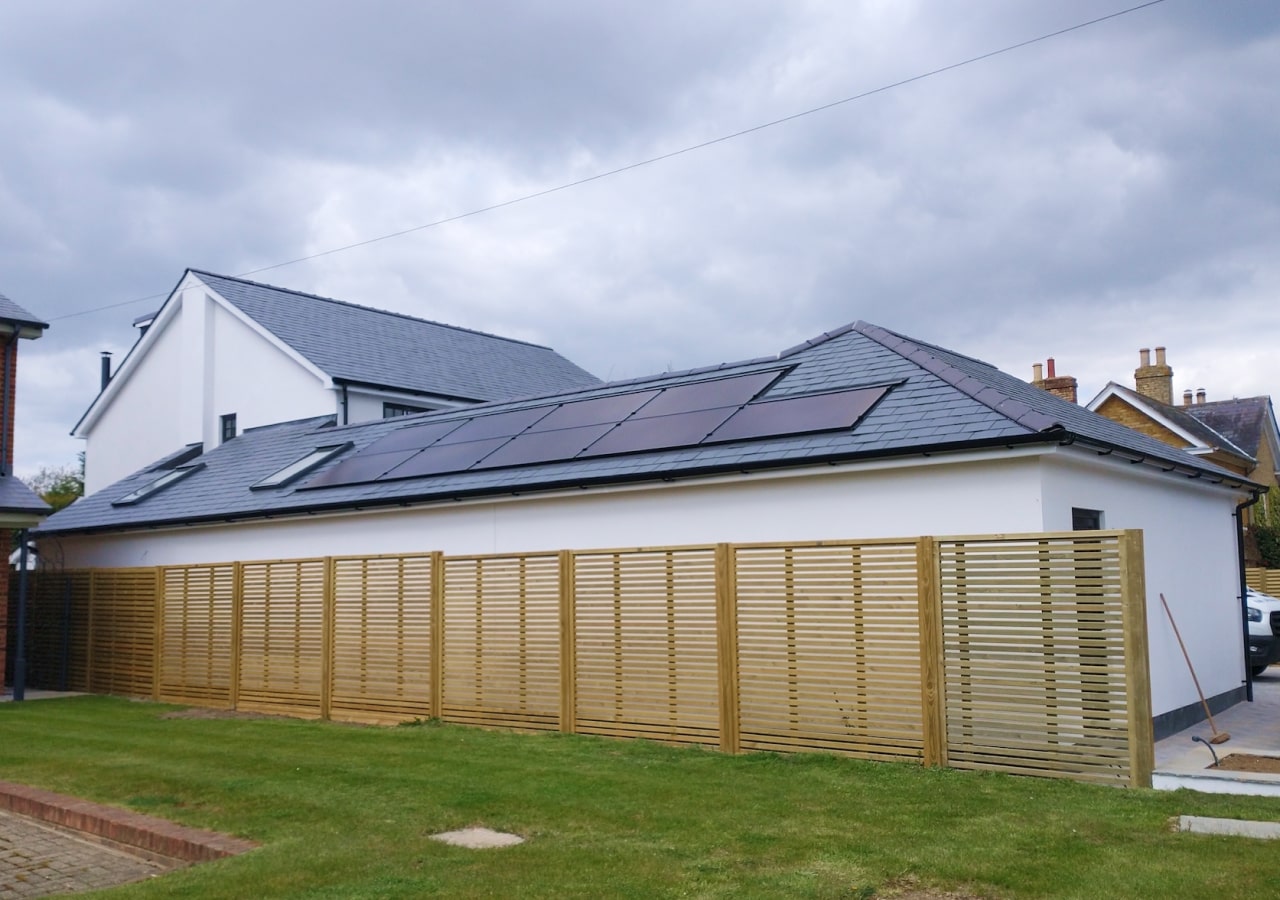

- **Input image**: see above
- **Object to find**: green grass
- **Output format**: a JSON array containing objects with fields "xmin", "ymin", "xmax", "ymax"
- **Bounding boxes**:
[{"xmin": 1, "ymin": 697, "xmax": 1279, "ymax": 898}]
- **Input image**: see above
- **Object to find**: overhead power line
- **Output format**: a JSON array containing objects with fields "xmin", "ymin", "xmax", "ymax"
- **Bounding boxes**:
[{"xmin": 52, "ymin": 0, "xmax": 1169, "ymax": 322}]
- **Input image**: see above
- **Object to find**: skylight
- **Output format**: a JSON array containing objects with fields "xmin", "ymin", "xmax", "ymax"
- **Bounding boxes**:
[
  {"xmin": 252, "ymin": 444, "xmax": 352, "ymax": 490},
  {"xmin": 112, "ymin": 464, "xmax": 205, "ymax": 507}
]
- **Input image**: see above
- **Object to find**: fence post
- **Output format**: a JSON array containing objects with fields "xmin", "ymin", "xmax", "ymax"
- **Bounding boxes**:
[
  {"xmin": 430, "ymin": 551, "xmax": 444, "ymax": 720},
  {"xmin": 1118, "ymin": 529, "xmax": 1154, "ymax": 788},
  {"xmin": 916, "ymin": 536, "xmax": 947, "ymax": 767},
  {"xmin": 715, "ymin": 543, "xmax": 740, "ymax": 754},
  {"xmin": 229, "ymin": 562, "xmax": 243, "ymax": 710},
  {"xmin": 559, "ymin": 550, "xmax": 577, "ymax": 734},
  {"xmin": 320, "ymin": 557, "xmax": 335, "ymax": 721},
  {"xmin": 152, "ymin": 568, "xmax": 164, "ymax": 701}
]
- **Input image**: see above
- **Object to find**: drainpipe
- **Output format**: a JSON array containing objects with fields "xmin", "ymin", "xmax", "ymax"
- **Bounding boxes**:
[
  {"xmin": 1238, "ymin": 489, "xmax": 1265, "ymax": 702},
  {"xmin": 0, "ymin": 332, "xmax": 16, "ymax": 476},
  {"xmin": 341, "ymin": 383, "xmax": 349, "ymax": 426}
]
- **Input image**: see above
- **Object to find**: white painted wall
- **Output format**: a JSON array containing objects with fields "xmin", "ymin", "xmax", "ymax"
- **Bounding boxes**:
[
  {"xmin": 45, "ymin": 444, "xmax": 1250, "ymax": 721},
  {"xmin": 80, "ymin": 274, "xmax": 338, "ymax": 495},
  {"xmin": 1040, "ymin": 454, "xmax": 1245, "ymax": 720}
]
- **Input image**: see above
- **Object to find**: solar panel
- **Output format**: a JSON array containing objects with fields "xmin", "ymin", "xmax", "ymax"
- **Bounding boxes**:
[
  {"xmin": 435, "ymin": 406, "xmax": 554, "ymax": 445},
  {"xmin": 706, "ymin": 385, "xmax": 890, "ymax": 444},
  {"xmin": 526, "ymin": 390, "xmax": 660, "ymax": 432},
  {"xmin": 579, "ymin": 407, "xmax": 738, "ymax": 458},
  {"xmin": 358, "ymin": 420, "xmax": 466, "ymax": 455},
  {"xmin": 380, "ymin": 437, "xmax": 512, "ymax": 480},
  {"xmin": 473, "ymin": 423, "xmax": 617, "ymax": 469},
  {"xmin": 631, "ymin": 370, "xmax": 782, "ymax": 419},
  {"xmin": 302, "ymin": 448, "xmax": 421, "ymax": 489}
]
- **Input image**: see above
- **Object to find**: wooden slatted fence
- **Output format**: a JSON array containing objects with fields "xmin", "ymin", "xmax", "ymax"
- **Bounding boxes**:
[
  {"xmin": 1247, "ymin": 567, "xmax": 1280, "ymax": 596},
  {"xmin": 9, "ymin": 530, "xmax": 1153, "ymax": 786}
]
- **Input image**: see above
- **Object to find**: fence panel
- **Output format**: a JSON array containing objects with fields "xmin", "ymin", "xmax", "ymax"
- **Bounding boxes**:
[
  {"xmin": 734, "ymin": 541, "xmax": 925, "ymax": 760},
  {"xmin": 159, "ymin": 565, "xmax": 235, "ymax": 707},
  {"xmin": 330, "ymin": 555, "xmax": 434, "ymax": 724},
  {"xmin": 573, "ymin": 546, "xmax": 721, "ymax": 746},
  {"xmin": 238, "ymin": 559, "xmax": 327, "ymax": 718},
  {"xmin": 1247, "ymin": 567, "xmax": 1280, "ymax": 596},
  {"xmin": 938, "ymin": 534, "xmax": 1133, "ymax": 785},
  {"xmin": 87, "ymin": 569, "xmax": 157, "ymax": 698},
  {"xmin": 442, "ymin": 554, "xmax": 561, "ymax": 731}
]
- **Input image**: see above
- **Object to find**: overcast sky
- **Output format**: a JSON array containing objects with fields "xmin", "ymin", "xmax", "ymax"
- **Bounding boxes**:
[{"xmin": 2, "ymin": 0, "xmax": 1277, "ymax": 479}]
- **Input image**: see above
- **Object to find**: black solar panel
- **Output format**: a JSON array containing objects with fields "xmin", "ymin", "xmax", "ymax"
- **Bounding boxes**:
[
  {"xmin": 380, "ymin": 437, "xmax": 511, "ymax": 480},
  {"xmin": 580, "ymin": 407, "xmax": 738, "ymax": 457},
  {"xmin": 631, "ymin": 370, "xmax": 782, "ymax": 418},
  {"xmin": 473, "ymin": 423, "xmax": 617, "ymax": 469},
  {"xmin": 526, "ymin": 390, "xmax": 660, "ymax": 432},
  {"xmin": 358, "ymin": 420, "xmax": 466, "ymax": 455},
  {"xmin": 435, "ymin": 407, "xmax": 554, "ymax": 444},
  {"xmin": 707, "ymin": 385, "xmax": 889, "ymax": 444},
  {"xmin": 302, "ymin": 448, "xmax": 421, "ymax": 488}
]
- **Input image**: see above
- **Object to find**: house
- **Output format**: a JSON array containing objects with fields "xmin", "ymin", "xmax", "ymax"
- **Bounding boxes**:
[
  {"xmin": 0, "ymin": 289, "xmax": 52, "ymax": 686},
  {"xmin": 72, "ymin": 269, "xmax": 601, "ymax": 494},
  {"xmin": 1077, "ymin": 347, "xmax": 1280, "ymax": 562},
  {"xmin": 36, "ymin": 321, "xmax": 1262, "ymax": 744}
]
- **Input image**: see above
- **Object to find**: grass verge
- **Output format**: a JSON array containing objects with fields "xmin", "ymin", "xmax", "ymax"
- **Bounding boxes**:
[{"xmin": 1, "ymin": 696, "xmax": 1279, "ymax": 898}]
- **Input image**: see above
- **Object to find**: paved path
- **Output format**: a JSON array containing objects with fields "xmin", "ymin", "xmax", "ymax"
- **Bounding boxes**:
[{"xmin": 0, "ymin": 811, "xmax": 171, "ymax": 898}]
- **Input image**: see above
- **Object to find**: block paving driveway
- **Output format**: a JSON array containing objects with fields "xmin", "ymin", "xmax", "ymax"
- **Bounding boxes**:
[{"xmin": 0, "ymin": 810, "xmax": 172, "ymax": 898}]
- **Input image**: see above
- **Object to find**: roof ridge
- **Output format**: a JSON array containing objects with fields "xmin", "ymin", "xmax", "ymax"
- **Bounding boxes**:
[
  {"xmin": 854, "ymin": 321, "xmax": 1061, "ymax": 432},
  {"xmin": 189, "ymin": 269, "xmax": 556, "ymax": 351}
]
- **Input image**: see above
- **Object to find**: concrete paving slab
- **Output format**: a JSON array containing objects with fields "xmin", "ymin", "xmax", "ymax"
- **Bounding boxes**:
[
  {"xmin": 429, "ymin": 827, "xmax": 524, "ymax": 849},
  {"xmin": 1178, "ymin": 815, "xmax": 1280, "ymax": 839}
]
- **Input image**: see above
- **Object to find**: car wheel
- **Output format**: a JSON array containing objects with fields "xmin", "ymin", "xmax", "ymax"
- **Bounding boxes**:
[{"xmin": 1253, "ymin": 664, "xmax": 1270, "ymax": 677}]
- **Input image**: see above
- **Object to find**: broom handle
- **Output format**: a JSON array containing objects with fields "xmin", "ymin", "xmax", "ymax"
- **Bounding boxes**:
[{"xmin": 1160, "ymin": 593, "xmax": 1220, "ymax": 734}]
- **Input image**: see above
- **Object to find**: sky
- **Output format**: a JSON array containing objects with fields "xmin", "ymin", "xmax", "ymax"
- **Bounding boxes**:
[{"xmin": 1, "ymin": 0, "xmax": 1278, "ymax": 480}]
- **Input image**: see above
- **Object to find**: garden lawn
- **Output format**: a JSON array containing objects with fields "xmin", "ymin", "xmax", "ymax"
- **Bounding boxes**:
[{"xmin": 2, "ymin": 696, "xmax": 1279, "ymax": 898}]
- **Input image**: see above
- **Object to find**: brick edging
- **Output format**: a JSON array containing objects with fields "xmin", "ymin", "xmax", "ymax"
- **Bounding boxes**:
[{"xmin": 0, "ymin": 780, "xmax": 257, "ymax": 862}]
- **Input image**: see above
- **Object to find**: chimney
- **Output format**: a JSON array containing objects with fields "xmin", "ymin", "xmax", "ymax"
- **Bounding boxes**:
[
  {"xmin": 1182, "ymin": 390, "xmax": 1193, "ymax": 406},
  {"xmin": 1031, "ymin": 356, "xmax": 1078, "ymax": 404},
  {"xmin": 1134, "ymin": 345, "xmax": 1173, "ymax": 405},
  {"xmin": 1196, "ymin": 388, "xmax": 1207, "ymax": 405},
  {"xmin": 100, "ymin": 351, "xmax": 112, "ymax": 391}
]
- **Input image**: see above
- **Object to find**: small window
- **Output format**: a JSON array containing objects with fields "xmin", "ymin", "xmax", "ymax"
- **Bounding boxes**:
[
  {"xmin": 383, "ymin": 402, "xmax": 431, "ymax": 418},
  {"xmin": 252, "ymin": 444, "xmax": 353, "ymax": 490},
  {"xmin": 113, "ymin": 464, "xmax": 205, "ymax": 507},
  {"xmin": 1072, "ymin": 507, "xmax": 1104, "ymax": 531},
  {"xmin": 221, "ymin": 413, "xmax": 238, "ymax": 443}
]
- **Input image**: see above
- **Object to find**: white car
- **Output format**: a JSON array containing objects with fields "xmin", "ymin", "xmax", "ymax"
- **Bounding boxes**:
[{"xmin": 1246, "ymin": 587, "xmax": 1280, "ymax": 676}]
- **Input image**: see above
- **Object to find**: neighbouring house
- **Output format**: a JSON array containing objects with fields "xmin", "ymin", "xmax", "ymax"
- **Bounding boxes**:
[
  {"xmin": 72, "ymin": 269, "xmax": 601, "ymax": 494},
  {"xmin": 36, "ymin": 321, "xmax": 1262, "ymax": 747},
  {"xmin": 0, "ymin": 289, "xmax": 52, "ymax": 685},
  {"xmin": 1074, "ymin": 347, "xmax": 1280, "ymax": 563}
]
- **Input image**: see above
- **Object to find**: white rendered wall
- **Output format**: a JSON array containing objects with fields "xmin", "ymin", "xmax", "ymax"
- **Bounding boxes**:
[
  {"xmin": 48, "ymin": 445, "xmax": 1247, "ymax": 721},
  {"xmin": 82, "ymin": 316, "xmax": 186, "ymax": 494},
  {"xmin": 1039, "ymin": 454, "xmax": 1246, "ymax": 720}
]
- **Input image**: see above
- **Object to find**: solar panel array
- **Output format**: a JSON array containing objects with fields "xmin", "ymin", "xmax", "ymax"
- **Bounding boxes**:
[{"xmin": 305, "ymin": 369, "xmax": 892, "ymax": 490}]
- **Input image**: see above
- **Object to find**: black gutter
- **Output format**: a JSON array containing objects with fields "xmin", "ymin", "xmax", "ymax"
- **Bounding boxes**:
[{"xmin": 1237, "ymin": 489, "xmax": 1266, "ymax": 701}]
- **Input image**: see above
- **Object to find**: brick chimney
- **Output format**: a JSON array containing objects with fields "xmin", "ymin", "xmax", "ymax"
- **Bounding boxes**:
[
  {"xmin": 1134, "ymin": 346, "xmax": 1173, "ymax": 405},
  {"xmin": 1031, "ymin": 357, "xmax": 1078, "ymax": 404}
]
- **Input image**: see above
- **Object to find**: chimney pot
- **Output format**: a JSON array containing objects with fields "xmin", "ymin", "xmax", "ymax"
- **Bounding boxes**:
[
  {"xmin": 1046, "ymin": 358, "xmax": 1057, "ymax": 379},
  {"xmin": 1155, "ymin": 346, "xmax": 1167, "ymax": 366},
  {"xmin": 100, "ymin": 351, "xmax": 113, "ymax": 392},
  {"xmin": 1183, "ymin": 390, "xmax": 1193, "ymax": 406},
  {"xmin": 1196, "ymin": 388, "xmax": 1206, "ymax": 405},
  {"xmin": 1032, "ymin": 363, "xmax": 1044, "ymax": 382},
  {"xmin": 1140, "ymin": 348, "xmax": 1151, "ymax": 367}
]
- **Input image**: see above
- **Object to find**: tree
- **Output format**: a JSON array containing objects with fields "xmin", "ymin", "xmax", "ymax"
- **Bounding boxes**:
[
  {"xmin": 1252, "ymin": 487, "xmax": 1280, "ymax": 569},
  {"xmin": 26, "ymin": 455, "xmax": 85, "ymax": 512}
]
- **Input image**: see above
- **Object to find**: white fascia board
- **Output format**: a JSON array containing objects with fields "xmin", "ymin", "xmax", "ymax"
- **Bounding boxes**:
[
  {"xmin": 71, "ymin": 272, "xmax": 195, "ymax": 437},
  {"xmin": 1085, "ymin": 383, "xmax": 1210, "ymax": 450},
  {"xmin": 198, "ymin": 276, "xmax": 333, "ymax": 387}
]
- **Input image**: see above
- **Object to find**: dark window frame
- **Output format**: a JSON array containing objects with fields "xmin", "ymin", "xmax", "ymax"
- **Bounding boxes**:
[{"xmin": 220, "ymin": 413, "xmax": 238, "ymax": 443}]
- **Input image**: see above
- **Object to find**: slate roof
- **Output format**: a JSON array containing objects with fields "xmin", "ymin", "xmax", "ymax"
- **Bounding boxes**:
[
  {"xmin": 1095, "ymin": 383, "xmax": 1255, "ymax": 462},
  {"xmin": 194, "ymin": 270, "xmax": 600, "ymax": 401},
  {"xmin": 1185, "ymin": 396, "xmax": 1277, "ymax": 463},
  {"xmin": 38, "ymin": 321, "xmax": 1260, "ymax": 536},
  {"xmin": 0, "ymin": 289, "xmax": 48, "ymax": 332},
  {"xmin": 0, "ymin": 475, "xmax": 52, "ymax": 518}
]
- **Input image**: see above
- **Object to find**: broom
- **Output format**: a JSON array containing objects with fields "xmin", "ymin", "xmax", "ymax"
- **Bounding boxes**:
[{"xmin": 1160, "ymin": 593, "xmax": 1230, "ymax": 744}]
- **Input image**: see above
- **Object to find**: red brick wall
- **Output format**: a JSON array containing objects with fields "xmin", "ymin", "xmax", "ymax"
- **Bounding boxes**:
[{"xmin": 2, "ymin": 339, "xmax": 18, "ymax": 686}]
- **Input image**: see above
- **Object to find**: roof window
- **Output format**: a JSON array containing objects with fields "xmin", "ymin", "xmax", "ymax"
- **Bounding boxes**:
[
  {"xmin": 112, "ymin": 464, "xmax": 205, "ymax": 507},
  {"xmin": 252, "ymin": 444, "xmax": 352, "ymax": 491}
]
